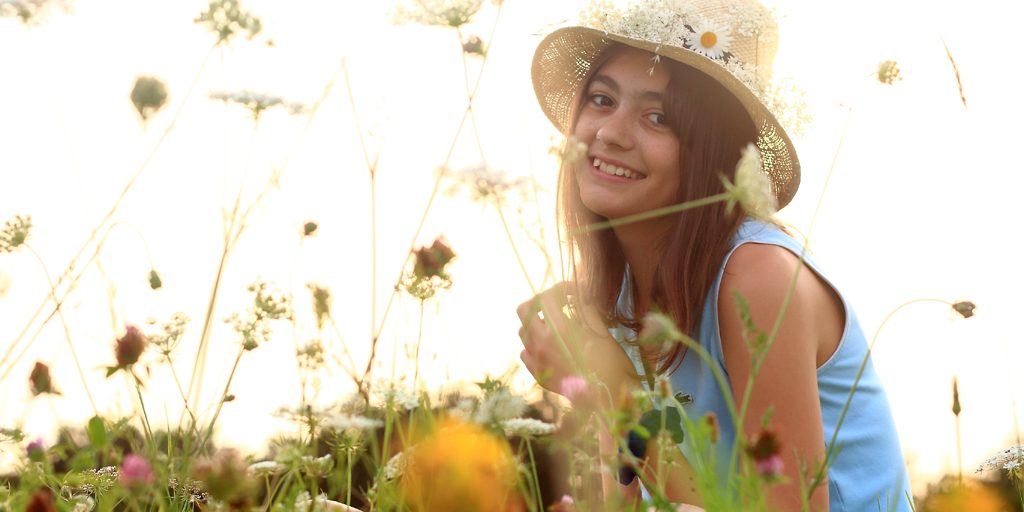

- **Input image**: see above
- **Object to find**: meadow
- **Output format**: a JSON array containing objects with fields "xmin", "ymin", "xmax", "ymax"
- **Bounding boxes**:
[{"xmin": 2, "ymin": 0, "xmax": 1023, "ymax": 510}]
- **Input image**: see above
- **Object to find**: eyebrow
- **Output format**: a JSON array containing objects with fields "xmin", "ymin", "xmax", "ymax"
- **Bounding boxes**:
[{"xmin": 590, "ymin": 74, "xmax": 665, "ymax": 103}]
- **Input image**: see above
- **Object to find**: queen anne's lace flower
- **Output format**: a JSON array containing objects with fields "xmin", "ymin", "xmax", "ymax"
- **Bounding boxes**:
[
  {"xmin": 501, "ymin": 418, "xmax": 556, "ymax": 437},
  {"xmin": 976, "ymin": 445, "xmax": 1024, "ymax": 473},
  {"xmin": 323, "ymin": 414, "xmax": 384, "ymax": 432}
]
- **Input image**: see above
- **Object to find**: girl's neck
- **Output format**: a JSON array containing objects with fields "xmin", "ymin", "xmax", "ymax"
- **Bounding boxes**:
[{"xmin": 613, "ymin": 221, "xmax": 671, "ymax": 316}]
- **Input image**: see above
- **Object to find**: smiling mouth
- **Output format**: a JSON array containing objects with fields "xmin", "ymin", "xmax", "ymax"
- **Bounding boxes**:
[{"xmin": 592, "ymin": 157, "xmax": 646, "ymax": 180}]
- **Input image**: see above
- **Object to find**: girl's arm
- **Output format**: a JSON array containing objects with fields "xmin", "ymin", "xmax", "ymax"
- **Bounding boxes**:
[{"xmin": 718, "ymin": 242, "xmax": 838, "ymax": 512}]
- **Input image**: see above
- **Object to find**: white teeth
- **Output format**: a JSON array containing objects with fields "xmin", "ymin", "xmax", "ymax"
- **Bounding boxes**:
[{"xmin": 592, "ymin": 158, "xmax": 643, "ymax": 180}]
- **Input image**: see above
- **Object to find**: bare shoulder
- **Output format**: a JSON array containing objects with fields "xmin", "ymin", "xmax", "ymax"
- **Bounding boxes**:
[{"xmin": 719, "ymin": 242, "xmax": 804, "ymax": 305}]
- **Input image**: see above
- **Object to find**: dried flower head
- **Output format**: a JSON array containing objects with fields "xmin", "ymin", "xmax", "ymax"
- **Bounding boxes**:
[
  {"xmin": 307, "ymin": 284, "xmax": 332, "ymax": 330},
  {"xmin": 149, "ymin": 313, "xmax": 189, "ymax": 357},
  {"xmin": 404, "ymin": 237, "xmax": 456, "ymax": 300},
  {"xmin": 226, "ymin": 280, "xmax": 291, "ymax": 351},
  {"xmin": 194, "ymin": 0, "xmax": 262, "ymax": 45},
  {"xmin": 130, "ymin": 76, "xmax": 168, "ymax": 122},
  {"xmin": 391, "ymin": 0, "xmax": 483, "ymax": 28},
  {"xmin": 303, "ymin": 221, "xmax": 319, "ymax": 236},
  {"xmin": 29, "ymin": 361, "xmax": 59, "ymax": 396},
  {"xmin": 115, "ymin": 325, "xmax": 148, "ymax": 367},
  {"xmin": 446, "ymin": 164, "xmax": 534, "ymax": 205},
  {"xmin": 193, "ymin": 449, "xmax": 255, "ymax": 504},
  {"xmin": 877, "ymin": 60, "xmax": 901, "ymax": 85},
  {"xmin": 208, "ymin": 90, "xmax": 303, "ymax": 121},
  {"xmin": 462, "ymin": 34, "xmax": 485, "ymax": 56},
  {"xmin": 0, "ymin": 0, "xmax": 71, "ymax": 25},
  {"xmin": 0, "ymin": 214, "xmax": 32, "ymax": 253},
  {"xmin": 952, "ymin": 301, "xmax": 975, "ymax": 319},
  {"xmin": 119, "ymin": 454, "xmax": 156, "ymax": 489},
  {"xmin": 723, "ymin": 143, "xmax": 777, "ymax": 221}
]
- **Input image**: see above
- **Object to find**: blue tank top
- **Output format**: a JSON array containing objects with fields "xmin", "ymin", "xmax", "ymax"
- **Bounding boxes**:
[{"xmin": 612, "ymin": 218, "xmax": 912, "ymax": 511}]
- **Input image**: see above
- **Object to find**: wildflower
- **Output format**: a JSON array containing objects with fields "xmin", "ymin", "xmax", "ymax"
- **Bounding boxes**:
[
  {"xmin": 115, "ymin": 325, "xmax": 148, "ymax": 367},
  {"xmin": 558, "ymin": 375, "xmax": 588, "ymax": 402},
  {"xmin": 193, "ymin": 448, "xmax": 255, "ymax": 504},
  {"xmin": 130, "ymin": 76, "xmax": 168, "ymax": 122},
  {"xmin": 463, "ymin": 34, "xmax": 485, "ymax": 55},
  {"xmin": 704, "ymin": 412, "xmax": 720, "ymax": 444},
  {"xmin": 0, "ymin": 0, "xmax": 70, "ymax": 24},
  {"xmin": 208, "ymin": 90, "xmax": 300, "ymax": 121},
  {"xmin": 953, "ymin": 301, "xmax": 976, "ymax": 319},
  {"xmin": 303, "ymin": 221, "xmax": 319, "ymax": 236},
  {"xmin": 877, "ymin": 60, "xmax": 901, "ymax": 85},
  {"xmin": 375, "ymin": 383, "xmax": 420, "ymax": 411},
  {"xmin": 0, "ymin": 214, "xmax": 32, "ymax": 253},
  {"xmin": 323, "ymin": 414, "xmax": 384, "ymax": 432},
  {"xmin": 414, "ymin": 237, "xmax": 455, "ymax": 278},
  {"xmin": 27, "ymin": 437, "xmax": 45, "ymax": 462},
  {"xmin": 686, "ymin": 18, "xmax": 733, "ymax": 60},
  {"xmin": 446, "ymin": 164, "xmax": 534, "ymax": 204},
  {"xmin": 383, "ymin": 452, "xmax": 406, "ymax": 480},
  {"xmin": 472, "ymin": 387, "xmax": 527, "ymax": 424},
  {"xmin": 119, "ymin": 454, "xmax": 156, "ymax": 489},
  {"xmin": 226, "ymin": 280, "xmax": 291, "ymax": 351},
  {"xmin": 194, "ymin": 0, "xmax": 262, "ymax": 45},
  {"xmin": 300, "ymin": 453, "xmax": 334, "ymax": 476},
  {"xmin": 548, "ymin": 494, "xmax": 576, "ymax": 512},
  {"xmin": 29, "ymin": 362, "xmax": 59, "ymax": 396},
  {"xmin": 391, "ymin": 0, "xmax": 483, "ymax": 28},
  {"xmin": 149, "ymin": 313, "xmax": 189, "ymax": 357},
  {"xmin": 501, "ymin": 418, "xmax": 555, "ymax": 437},
  {"xmin": 401, "ymin": 419, "xmax": 522, "ymax": 511},
  {"xmin": 976, "ymin": 445, "xmax": 1024, "ymax": 473},
  {"xmin": 247, "ymin": 460, "xmax": 285, "ymax": 476},
  {"xmin": 25, "ymin": 488, "xmax": 57, "ymax": 512},
  {"xmin": 723, "ymin": 143, "xmax": 777, "ymax": 221},
  {"xmin": 70, "ymin": 495, "xmax": 95, "ymax": 512},
  {"xmin": 746, "ymin": 429, "xmax": 783, "ymax": 479},
  {"xmin": 550, "ymin": 136, "xmax": 588, "ymax": 166},
  {"xmin": 148, "ymin": 269, "xmax": 162, "ymax": 290},
  {"xmin": 307, "ymin": 284, "xmax": 331, "ymax": 330}
]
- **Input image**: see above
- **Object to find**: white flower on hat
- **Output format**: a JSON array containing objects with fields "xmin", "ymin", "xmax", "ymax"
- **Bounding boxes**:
[{"xmin": 686, "ymin": 18, "xmax": 732, "ymax": 60}]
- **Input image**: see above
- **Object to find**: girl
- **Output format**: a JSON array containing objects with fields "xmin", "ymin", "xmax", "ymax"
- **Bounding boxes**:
[{"xmin": 516, "ymin": 0, "xmax": 911, "ymax": 510}]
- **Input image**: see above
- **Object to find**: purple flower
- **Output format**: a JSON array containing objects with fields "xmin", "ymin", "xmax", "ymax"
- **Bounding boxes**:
[
  {"xmin": 754, "ymin": 454, "xmax": 784, "ymax": 479},
  {"xmin": 115, "ymin": 326, "xmax": 148, "ymax": 366},
  {"xmin": 26, "ymin": 437, "xmax": 45, "ymax": 462},
  {"xmin": 120, "ymin": 454, "xmax": 155, "ymax": 488}
]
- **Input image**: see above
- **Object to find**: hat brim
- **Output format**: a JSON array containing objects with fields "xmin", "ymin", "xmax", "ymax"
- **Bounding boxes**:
[{"xmin": 531, "ymin": 26, "xmax": 800, "ymax": 209}]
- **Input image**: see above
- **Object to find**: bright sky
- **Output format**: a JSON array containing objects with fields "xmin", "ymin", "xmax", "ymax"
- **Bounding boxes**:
[{"xmin": 1, "ymin": 0, "xmax": 1021, "ymax": 494}]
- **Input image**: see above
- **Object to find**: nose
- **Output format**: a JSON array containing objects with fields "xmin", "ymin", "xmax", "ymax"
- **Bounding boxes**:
[{"xmin": 594, "ymin": 108, "xmax": 633, "ymax": 151}]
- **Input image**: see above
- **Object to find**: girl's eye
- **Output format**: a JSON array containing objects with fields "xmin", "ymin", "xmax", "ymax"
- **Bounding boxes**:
[
  {"xmin": 589, "ymin": 93, "xmax": 614, "ymax": 107},
  {"xmin": 646, "ymin": 112, "xmax": 667, "ymax": 125}
]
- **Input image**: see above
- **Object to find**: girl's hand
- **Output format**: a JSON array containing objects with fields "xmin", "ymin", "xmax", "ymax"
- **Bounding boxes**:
[{"xmin": 516, "ymin": 282, "xmax": 638, "ymax": 403}]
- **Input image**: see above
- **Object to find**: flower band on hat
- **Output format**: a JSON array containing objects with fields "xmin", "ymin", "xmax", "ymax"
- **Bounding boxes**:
[{"xmin": 532, "ymin": 0, "xmax": 807, "ymax": 208}]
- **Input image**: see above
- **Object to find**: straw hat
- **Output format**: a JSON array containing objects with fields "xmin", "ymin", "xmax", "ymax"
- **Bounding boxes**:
[{"xmin": 532, "ymin": 0, "xmax": 801, "ymax": 208}]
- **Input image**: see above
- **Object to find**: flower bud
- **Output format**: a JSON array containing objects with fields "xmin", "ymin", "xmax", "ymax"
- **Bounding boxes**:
[
  {"xmin": 952, "ymin": 301, "xmax": 975, "ymax": 319},
  {"xmin": 413, "ymin": 237, "xmax": 456, "ymax": 280},
  {"xmin": 130, "ymin": 76, "xmax": 169, "ymax": 122},
  {"xmin": 29, "ymin": 362, "xmax": 57, "ymax": 396},
  {"xmin": 27, "ymin": 437, "xmax": 45, "ymax": 462}
]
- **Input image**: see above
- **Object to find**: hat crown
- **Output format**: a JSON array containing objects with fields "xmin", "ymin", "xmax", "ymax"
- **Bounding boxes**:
[{"xmin": 581, "ymin": 0, "xmax": 778, "ymax": 89}]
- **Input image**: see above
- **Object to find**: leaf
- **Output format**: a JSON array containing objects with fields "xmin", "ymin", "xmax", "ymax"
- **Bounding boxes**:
[
  {"xmin": 87, "ymin": 416, "xmax": 108, "ymax": 448},
  {"xmin": 638, "ymin": 406, "xmax": 685, "ymax": 444}
]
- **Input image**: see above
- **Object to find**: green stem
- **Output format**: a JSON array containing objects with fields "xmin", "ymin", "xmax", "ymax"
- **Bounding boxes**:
[
  {"xmin": 583, "ymin": 193, "xmax": 730, "ymax": 233},
  {"xmin": 525, "ymin": 438, "xmax": 544, "ymax": 512},
  {"xmin": 197, "ymin": 345, "xmax": 246, "ymax": 452}
]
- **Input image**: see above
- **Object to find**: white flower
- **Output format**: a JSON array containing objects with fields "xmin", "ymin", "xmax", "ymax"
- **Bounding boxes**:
[
  {"xmin": 724, "ymin": 143, "xmax": 776, "ymax": 221},
  {"xmin": 383, "ymin": 451, "xmax": 406, "ymax": 480},
  {"xmin": 501, "ymin": 418, "xmax": 556, "ymax": 437},
  {"xmin": 248, "ymin": 460, "xmax": 286, "ymax": 476},
  {"xmin": 391, "ymin": 0, "xmax": 482, "ymax": 28},
  {"xmin": 686, "ymin": 18, "xmax": 732, "ymax": 60},
  {"xmin": 208, "ymin": 89, "xmax": 304, "ymax": 120},
  {"xmin": 70, "ymin": 495, "xmax": 95, "ymax": 512},
  {"xmin": 374, "ymin": 384, "xmax": 419, "ymax": 411},
  {"xmin": 446, "ymin": 165, "xmax": 534, "ymax": 204},
  {"xmin": 472, "ymin": 388, "xmax": 526, "ymax": 424},
  {"xmin": 300, "ymin": 453, "xmax": 334, "ymax": 475},
  {"xmin": 323, "ymin": 414, "xmax": 384, "ymax": 432},
  {"xmin": 977, "ymin": 445, "xmax": 1024, "ymax": 473},
  {"xmin": 550, "ymin": 136, "xmax": 589, "ymax": 166}
]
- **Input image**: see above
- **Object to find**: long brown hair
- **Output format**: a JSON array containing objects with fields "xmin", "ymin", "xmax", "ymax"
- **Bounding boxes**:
[{"xmin": 559, "ymin": 44, "xmax": 758, "ymax": 375}]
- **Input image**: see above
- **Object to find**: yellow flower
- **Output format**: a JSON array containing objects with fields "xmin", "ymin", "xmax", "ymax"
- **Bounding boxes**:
[{"xmin": 401, "ymin": 419, "xmax": 523, "ymax": 512}]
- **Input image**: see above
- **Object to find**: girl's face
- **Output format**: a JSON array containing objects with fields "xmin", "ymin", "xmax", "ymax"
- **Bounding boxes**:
[{"xmin": 573, "ymin": 47, "xmax": 682, "ymax": 223}]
